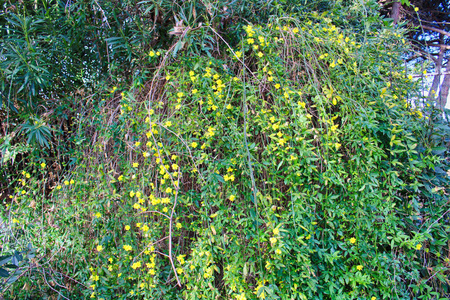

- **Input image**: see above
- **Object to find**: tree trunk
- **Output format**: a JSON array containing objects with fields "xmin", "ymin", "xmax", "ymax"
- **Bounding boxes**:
[
  {"xmin": 391, "ymin": 1, "xmax": 401, "ymax": 24},
  {"xmin": 428, "ymin": 35, "xmax": 445, "ymax": 102},
  {"xmin": 439, "ymin": 65, "xmax": 450, "ymax": 110}
]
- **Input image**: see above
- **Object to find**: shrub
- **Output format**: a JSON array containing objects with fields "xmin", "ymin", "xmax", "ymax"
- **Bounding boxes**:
[{"xmin": 2, "ymin": 6, "xmax": 449, "ymax": 300}]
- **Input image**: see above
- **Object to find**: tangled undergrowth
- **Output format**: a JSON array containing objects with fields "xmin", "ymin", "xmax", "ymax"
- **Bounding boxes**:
[{"xmin": 2, "ymin": 11, "xmax": 450, "ymax": 300}]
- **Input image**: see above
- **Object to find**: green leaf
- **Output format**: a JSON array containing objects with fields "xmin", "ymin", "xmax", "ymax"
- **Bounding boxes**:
[
  {"xmin": 0, "ymin": 256, "xmax": 11, "ymax": 267},
  {"xmin": 0, "ymin": 268, "xmax": 9, "ymax": 277}
]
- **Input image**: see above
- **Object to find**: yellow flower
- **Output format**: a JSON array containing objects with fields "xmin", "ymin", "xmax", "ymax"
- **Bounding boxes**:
[
  {"xmin": 123, "ymin": 245, "xmax": 132, "ymax": 251},
  {"xmin": 95, "ymin": 212, "xmax": 101, "ymax": 218},
  {"xmin": 64, "ymin": 180, "xmax": 69, "ymax": 186},
  {"xmin": 416, "ymin": 244, "xmax": 422, "ymax": 250},
  {"xmin": 131, "ymin": 261, "xmax": 141, "ymax": 269},
  {"xmin": 40, "ymin": 162, "xmax": 46, "ymax": 168},
  {"xmin": 164, "ymin": 121, "xmax": 172, "ymax": 127},
  {"xmin": 70, "ymin": 179, "xmax": 75, "ymax": 184},
  {"xmin": 273, "ymin": 228, "xmax": 280, "ymax": 235},
  {"xmin": 149, "ymin": 50, "xmax": 155, "ymax": 57},
  {"xmin": 236, "ymin": 292, "xmax": 247, "ymax": 300},
  {"xmin": 257, "ymin": 52, "xmax": 263, "ymax": 58},
  {"xmin": 414, "ymin": 7, "xmax": 419, "ymax": 12},
  {"xmin": 371, "ymin": 297, "xmax": 377, "ymax": 300},
  {"xmin": 356, "ymin": 265, "xmax": 363, "ymax": 271},
  {"xmin": 172, "ymin": 164, "xmax": 178, "ymax": 170},
  {"xmin": 118, "ymin": 175, "xmax": 124, "ymax": 181},
  {"xmin": 177, "ymin": 255, "xmax": 186, "ymax": 264},
  {"xmin": 275, "ymin": 248, "xmax": 282, "ymax": 255},
  {"xmin": 176, "ymin": 222, "xmax": 182, "ymax": 229},
  {"xmin": 191, "ymin": 142, "xmax": 198, "ymax": 148},
  {"xmin": 247, "ymin": 38, "xmax": 254, "ymax": 44},
  {"xmin": 349, "ymin": 237, "xmax": 356, "ymax": 244},
  {"xmin": 133, "ymin": 162, "xmax": 139, "ymax": 168},
  {"xmin": 223, "ymin": 174, "xmax": 232, "ymax": 181},
  {"xmin": 229, "ymin": 195, "xmax": 236, "ymax": 201},
  {"xmin": 235, "ymin": 51, "xmax": 242, "ymax": 59},
  {"xmin": 142, "ymin": 224, "xmax": 149, "ymax": 232},
  {"xmin": 269, "ymin": 237, "xmax": 277, "ymax": 245},
  {"xmin": 96, "ymin": 245, "xmax": 103, "ymax": 252}
]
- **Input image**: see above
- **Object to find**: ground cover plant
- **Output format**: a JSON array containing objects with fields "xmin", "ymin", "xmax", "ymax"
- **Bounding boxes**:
[{"xmin": 1, "ymin": 1, "xmax": 449, "ymax": 299}]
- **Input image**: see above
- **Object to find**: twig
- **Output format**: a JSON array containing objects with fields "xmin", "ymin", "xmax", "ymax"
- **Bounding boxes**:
[
  {"xmin": 42, "ymin": 268, "xmax": 70, "ymax": 300},
  {"xmin": 134, "ymin": 236, "xmax": 170, "ymax": 258},
  {"xmin": 139, "ymin": 210, "xmax": 170, "ymax": 219},
  {"xmin": 241, "ymin": 45, "xmax": 263, "ymax": 272},
  {"xmin": 412, "ymin": 71, "xmax": 450, "ymax": 78},
  {"xmin": 154, "ymin": 250, "xmax": 170, "ymax": 258},
  {"xmin": 167, "ymin": 189, "xmax": 181, "ymax": 287},
  {"xmin": 93, "ymin": 0, "xmax": 111, "ymax": 29},
  {"xmin": 0, "ymin": 267, "xmax": 28, "ymax": 296},
  {"xmin": 421, "ymin": 25, "xmax": 450, "ymax": 38},
  {"xmin": 143, "ymin": 28, "xmax": 192, "ymax": 288},
  {"xmin": 426, "ymin": 209, "xmax": 450, "ymax": 232},
  {"xmin": 56, "ymin": 269, "xmax": 90, "ymax": 289},
  {"xmin": 208, "ymin": 25, "xmax": 259, "ymax": 81}
]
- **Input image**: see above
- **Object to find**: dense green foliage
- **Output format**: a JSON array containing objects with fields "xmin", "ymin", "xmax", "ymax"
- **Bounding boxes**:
[{"xmin": 1, "ymin": 0, "xmax": 449, "ymax": 299}]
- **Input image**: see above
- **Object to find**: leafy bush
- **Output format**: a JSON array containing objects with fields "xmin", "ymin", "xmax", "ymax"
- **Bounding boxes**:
[{"xmin": 1, "ymin": 2, "xmax": 449, "ymax": 300}]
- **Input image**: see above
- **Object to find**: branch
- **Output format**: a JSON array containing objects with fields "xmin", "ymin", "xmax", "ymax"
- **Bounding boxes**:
[
  {"xmin": 422, "ymin": 25, "xmax": 450, "ymax": 38},
  {"xmin": 407, "ymin": 48, "xmax": 438, "ymax": 63},
  {"xmin": 139, "ymin": 210, "xmax": 170, "ymax": 219},
  {"xmin": 425, "ymin": 44, "xmax": 450, "ymax": 50},
  {"xmin": 411, "ymin": 71, "xmax": 450, "ymax": 78},
  {"xmin": 42, "ymin": 268, "xmax": 70, "ymax": 300},
  {"xmin": 168, "ymin": 190, "xmax": 181, "ymax": 287}
]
